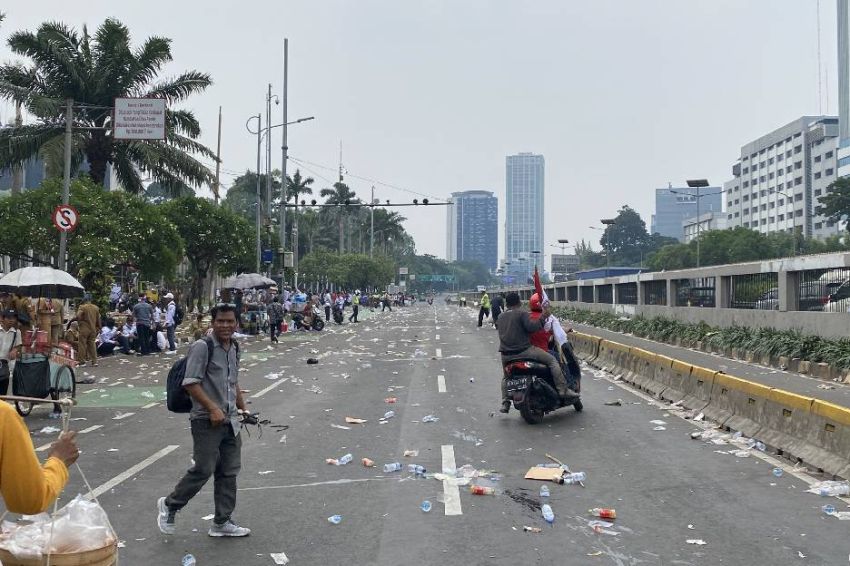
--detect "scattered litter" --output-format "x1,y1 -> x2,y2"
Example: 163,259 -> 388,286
541,503 -> 554,523
693,412 -> 705,422
686,539 -> 707,545
326,454 -> 353,466
421,415 -> 439,423
306,385 -> 322,394
731,450 -> 750,458
385,397 -> 397,404
330,424 -> 351,430
798,551 -> 806,558
470,485 -> 496,495
258,470 -> 275,475
383,462 -> 403,473
270,552 -> 290,565
687,524 -> 695,530
327,515 -> 342,525
587,551 -> 604,556
307,358 -> 319,364
140,391 -> 155,399
403,450 -> 419,458
607,386 -> 614,391
112,412 -> 134,420
383,411 -> 395,420
362,458 -> 374,467
107,448 -> 119,452
420,500 -> 432,513
38,426 -> 61,434
653,426 -> 667,431
807,480 -> 850,497
345,417 -> 368,424
772,467 -> 784,478
469,377 -> 475,383
649,420 -> 667,426
589,508 -> 616,519
310,349 -> 319,354
817,384 -> 835,390
604,399 -> 622,406
523,526 -> 542,533
279,435 -> 287,444
525,466 -> 565,482
201,514 -> 214,521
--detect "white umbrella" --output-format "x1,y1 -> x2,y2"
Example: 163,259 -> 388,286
0,266 -> 85,299
222,273 -> 276,290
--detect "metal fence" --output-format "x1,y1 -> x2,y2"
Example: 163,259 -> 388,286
796,267 -> 850,312
731,272 -> 779,310
597,284 -> 614,304
580,286 -> 594,303
675,277 -> 715,308
617,282 -> 638,305
642,280 -> 667,306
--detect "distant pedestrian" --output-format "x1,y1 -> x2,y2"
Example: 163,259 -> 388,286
477,290 -> 491,327
323,289 -> 332,322
0,310 -> 22,395
132,294 -> 154,356
491,293 -> 505,326
164,293 -> 177,353
349,290 -> 361,323
157,304 -> 250,538
73,295 -> 100,368
268,296 -> 284,343
382,292 -> 392,312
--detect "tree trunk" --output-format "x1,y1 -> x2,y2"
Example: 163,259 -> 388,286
11,101 -> 23,195
86,131 -> 111,188
338,215 -> 344,254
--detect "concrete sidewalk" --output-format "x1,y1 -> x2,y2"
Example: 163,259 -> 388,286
570,322 -> 850,409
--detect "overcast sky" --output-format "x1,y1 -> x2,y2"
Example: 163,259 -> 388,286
0,1 -> 838,266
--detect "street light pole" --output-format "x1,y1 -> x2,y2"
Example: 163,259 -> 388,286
248,114 -> 262,272
600,218 -> 617,276
58,98 -> 73,270
370,185 -> 375,258
280,38 -> 289,279
686,179 -> 710,268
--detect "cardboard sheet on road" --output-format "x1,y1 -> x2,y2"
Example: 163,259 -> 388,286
524,466 -> 565,481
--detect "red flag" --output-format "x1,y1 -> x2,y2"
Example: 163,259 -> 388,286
533,266 -> 550,306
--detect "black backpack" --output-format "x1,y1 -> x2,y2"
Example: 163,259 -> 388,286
173,303 -> 185,326
166,337 -> 239,413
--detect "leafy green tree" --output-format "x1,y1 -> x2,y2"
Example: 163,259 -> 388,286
600,205 -> 649,265
222,170 -> 280,224
817,176 -> 850,233
162,197 -> 253,309
0,177 -> 180,287
319,182 -> 358,253
0,18 -> 215,192
144,180 -> 194,204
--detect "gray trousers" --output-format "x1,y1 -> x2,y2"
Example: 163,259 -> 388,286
501,346 -> 569,401
166,419 -> 242,525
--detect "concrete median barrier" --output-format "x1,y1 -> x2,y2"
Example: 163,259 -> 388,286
656,360 -> 692,403
678,365 -> 716,412
570,332 -> 601,362
596,340 -> 631,376
808,400 -> 850,478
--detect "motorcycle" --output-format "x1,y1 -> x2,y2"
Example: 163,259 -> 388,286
292,305 -> 325,331
503,342 -> 582,424
332,304 -> 344,325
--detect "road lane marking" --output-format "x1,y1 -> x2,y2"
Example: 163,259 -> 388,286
435,348 -> 442,359
111,412 -> 135,420
441,445 -> 462,516
142,402 -> 158,409
251,378 -> 288,398
435,334 -> 440,341
84,445 -> 180,500
36,424 -> 104,452
240,477 -> 391,492
437,374 -> 447,393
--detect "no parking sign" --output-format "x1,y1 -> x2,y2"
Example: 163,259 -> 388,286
52,204 -> 80,233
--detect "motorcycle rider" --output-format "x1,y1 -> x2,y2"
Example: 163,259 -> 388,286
497,292 -> 579,413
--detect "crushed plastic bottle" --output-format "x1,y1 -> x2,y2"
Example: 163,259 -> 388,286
337,453 -> 353,466
818,482 -> 850,497
421,415 -> 439,423
383,462 -> 403,473
383,411 -> 395,420
772,467 -> 783,478
421,500 -> 432,513
589,508 -> 617,519
822,504 -> 836,515
564,472 -> 586,484
469,485 -> 496,495
182,554 -> 197,566
407,464 -> 426,475
539,485 -> 550,497
541,504 -> 555,524
327,515 -> 342,525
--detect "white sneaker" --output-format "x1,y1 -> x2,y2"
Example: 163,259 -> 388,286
156,497 -> 176,535
208,520 -> 251,537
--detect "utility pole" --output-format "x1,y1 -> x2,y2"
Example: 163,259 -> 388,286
213,106 -> 222,205
370,185 -> 375,258
266,83 -> 273,224
280,38 -> 289,281
255,113 -> 262,272
58,98 -> 73,270
11,100 -> 23,195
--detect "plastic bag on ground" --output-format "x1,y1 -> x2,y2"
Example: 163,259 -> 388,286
0,495 -> 114,558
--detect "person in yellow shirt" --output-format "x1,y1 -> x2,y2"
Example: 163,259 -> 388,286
477,290 -> 491,328
0,401 -> 80,514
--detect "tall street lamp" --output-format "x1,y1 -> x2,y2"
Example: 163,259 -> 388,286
599,218 -> 617,275
246,114 -> 263,272
686,178 -> 710,268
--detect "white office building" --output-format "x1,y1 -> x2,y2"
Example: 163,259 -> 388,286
724,115 -> 841,239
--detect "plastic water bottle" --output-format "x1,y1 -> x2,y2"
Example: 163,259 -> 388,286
383,411 -> 395,419
328,515 -> 342,525
564,472 -> 586,484
772,467 -> 783,478
819,483 -> 850,497
383,462 -> 402,473
182,555 -> 197,566
822,504 -> 836,515
407,464 -> 426,475
421,500 -> 432,513
589,508 -> 617,519
541,504 -> 555,524
337,453 -> 353,466
539,485 -> 550,497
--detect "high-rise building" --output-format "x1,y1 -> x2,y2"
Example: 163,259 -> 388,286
504,153 -> 544,281
651,184 -> 722,241
445,190 -> 498,270
724,115 -> 840,239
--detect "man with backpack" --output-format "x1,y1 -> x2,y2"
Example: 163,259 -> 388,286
158,304 -> 250,538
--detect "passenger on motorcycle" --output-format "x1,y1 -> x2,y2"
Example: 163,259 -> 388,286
497,292 -> 579,413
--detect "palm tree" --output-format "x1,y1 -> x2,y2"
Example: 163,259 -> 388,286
286,169 -> 314,204
319,182 -> 358,253
0,18 -> 216,193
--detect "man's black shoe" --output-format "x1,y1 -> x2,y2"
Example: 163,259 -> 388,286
499,400 -> 511,414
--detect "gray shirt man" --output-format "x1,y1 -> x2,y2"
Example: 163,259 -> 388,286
182,335 -> 241,434
132,301 -> 154,327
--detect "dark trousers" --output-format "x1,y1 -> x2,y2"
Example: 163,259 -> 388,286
269,319 -> 280,341
137,324 -> 152,355
492,308 -> 502,325
501,346 -> 569,401
382,302 -> 391,312
348,305 -> 358,322
166,420 -> 242,525
166,325 -> 176,351
0,360 -> 8,395
96,342 -> 116,357
478,307 -> 490,327
324,306 -> 331,321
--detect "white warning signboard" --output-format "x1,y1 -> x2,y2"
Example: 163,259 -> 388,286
113,97 -> 166,140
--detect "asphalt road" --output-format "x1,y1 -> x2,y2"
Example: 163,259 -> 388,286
5,302 -> 850,565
